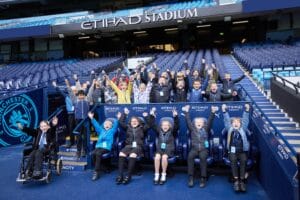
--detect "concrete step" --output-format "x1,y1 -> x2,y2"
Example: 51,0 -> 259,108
271,121 -> 298,128
268,117 -> 291,122
265,113 -> 286,117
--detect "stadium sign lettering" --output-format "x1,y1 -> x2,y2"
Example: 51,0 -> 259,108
81,8 -> 198,30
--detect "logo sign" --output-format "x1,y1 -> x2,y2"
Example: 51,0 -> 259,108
81,8 -> 198,30
0,94 -> 39,147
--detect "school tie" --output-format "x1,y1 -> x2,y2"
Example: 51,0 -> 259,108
39,132 -> 46,149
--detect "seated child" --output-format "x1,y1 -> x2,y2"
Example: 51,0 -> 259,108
17,117 -> 58,178
148,108 -> 179,185
88,112 -> 118,181
116,108 -> 153,185
182,105 -> 217,188
222,103 -> 251,192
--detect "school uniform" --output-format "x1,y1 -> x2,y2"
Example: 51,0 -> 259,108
151,116 -> 179,157
117,114 -> 153,180
22,125 -> 56,176
184,112 -> 215,178
223,110 -> 250,180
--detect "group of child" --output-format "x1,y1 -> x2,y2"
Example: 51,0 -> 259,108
19,59 -> 251,193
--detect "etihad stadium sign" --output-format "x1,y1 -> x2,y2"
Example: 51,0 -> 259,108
81,8 -> 198,30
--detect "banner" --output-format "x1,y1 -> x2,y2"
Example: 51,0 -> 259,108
0,88 -> 47,147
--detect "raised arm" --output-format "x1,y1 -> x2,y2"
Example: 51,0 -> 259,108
232,74 -> 245,84
222,104 -> 231,131
205,106 -> 216,133
242,104 -> 250,131
173,114 -> 179,137
117,108 -> 129,130
182,105 -> 194,131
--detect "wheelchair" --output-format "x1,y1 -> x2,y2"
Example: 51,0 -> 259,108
16,143 -> 63,184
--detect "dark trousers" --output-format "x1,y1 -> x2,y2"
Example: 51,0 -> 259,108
76,119 -> 87,153
92,148 -> 109,172
187,148 -> 208,178
67,113 -> 75,145
229,152 -> 247,179
26,149 -> 45,172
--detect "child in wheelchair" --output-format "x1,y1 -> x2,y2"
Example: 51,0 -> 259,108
17,117 -> 58,180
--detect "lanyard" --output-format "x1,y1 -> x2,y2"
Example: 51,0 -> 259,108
197,128 -> 207,142
161,132 -> 171,143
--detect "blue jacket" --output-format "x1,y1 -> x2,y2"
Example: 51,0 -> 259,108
223,111 -> 251,152
74,100 -> 89,120
65,96 -> 74,113
92,118 -> 118,151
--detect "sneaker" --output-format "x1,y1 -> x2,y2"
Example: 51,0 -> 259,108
199,177 -> 206,188
122,176 -> 131,185
159,173 -> 166,185
115,176 -> 123,185
92,171 -> 99,181
188,176 -> 194,188
233,180 -> 240,192
240,180 -> 247,192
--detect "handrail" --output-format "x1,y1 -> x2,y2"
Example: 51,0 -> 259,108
238,84 -> 298,157
47,105 -> 66,121
72,104 -> 98,135
272,72 -> 300,94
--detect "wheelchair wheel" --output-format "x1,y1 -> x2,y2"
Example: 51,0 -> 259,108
56,158 -> 62,176
45,171 -> 51,184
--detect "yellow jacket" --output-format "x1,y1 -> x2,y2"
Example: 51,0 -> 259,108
110,80 -> 133,104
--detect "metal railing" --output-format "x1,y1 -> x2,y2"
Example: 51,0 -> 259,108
272,72 -> 300,94
238,84 -> 298,157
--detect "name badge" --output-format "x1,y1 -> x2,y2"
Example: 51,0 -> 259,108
230,146 -> 236,154
204,141 -> 209,148
161,143 -> 166,150
102,142 -> 107,148
132,141 -> 137,148
228,89 -> 232,93
98,98 -> 101,102
71,106 -> 74,111
159,91 -> 164,96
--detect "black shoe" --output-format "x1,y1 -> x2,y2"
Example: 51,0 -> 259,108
188,176 -> 194,188
25,170 -> 32,178
122,176 -> 131,185
199,178 -> 206,188
116,176 -> 123,185
154,180 -> 159,185
92,172 -> 99,181
32,170 -> 42,179
65,143 -> 72,148
233,180 -> 240,192
240,180 -> 247,192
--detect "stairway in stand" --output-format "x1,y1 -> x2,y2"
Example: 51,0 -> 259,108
222,55 -> 300,157
58,137 -> 97,171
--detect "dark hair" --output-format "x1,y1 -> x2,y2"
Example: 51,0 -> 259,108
77,90 -> 85,96
193,79 -> 201,83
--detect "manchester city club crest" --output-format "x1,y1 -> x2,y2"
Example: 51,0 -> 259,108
0,94 -> 39,147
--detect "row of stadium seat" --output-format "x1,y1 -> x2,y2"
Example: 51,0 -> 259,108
0,57 -> 123,90
233,42 -> 300,71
